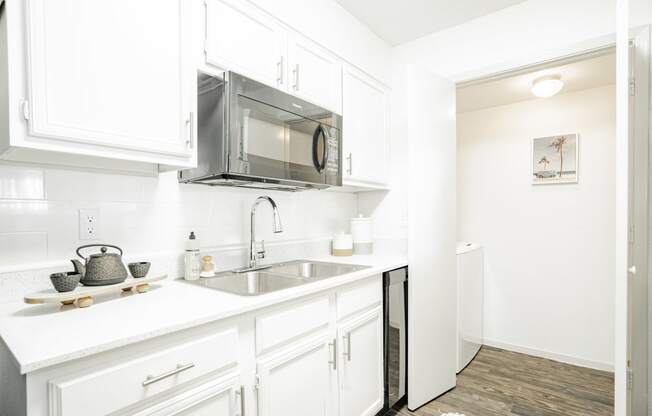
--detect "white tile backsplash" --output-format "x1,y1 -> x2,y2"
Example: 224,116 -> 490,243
0,163 -> 358,272
45,168 -> 147,202
0,165 -> 45,200
0,232 -> 48,264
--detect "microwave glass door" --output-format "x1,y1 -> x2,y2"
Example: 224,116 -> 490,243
232,95 -> 334,184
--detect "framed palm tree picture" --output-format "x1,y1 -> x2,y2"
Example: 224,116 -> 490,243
532,134 -> 579,184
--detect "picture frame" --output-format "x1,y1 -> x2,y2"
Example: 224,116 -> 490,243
531,134 -> 579,185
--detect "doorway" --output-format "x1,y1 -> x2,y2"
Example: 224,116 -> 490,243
450,47 -> 616,415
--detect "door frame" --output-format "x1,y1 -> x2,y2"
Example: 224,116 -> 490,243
628,24 -> 651,416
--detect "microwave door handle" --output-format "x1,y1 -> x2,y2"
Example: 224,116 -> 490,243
240,109 -> 250,162
322,127 -> 330,170
312,125 -> 329,173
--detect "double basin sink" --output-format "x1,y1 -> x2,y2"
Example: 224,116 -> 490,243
188,260 -> 369,296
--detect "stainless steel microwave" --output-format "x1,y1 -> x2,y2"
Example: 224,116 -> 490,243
179,72 -> 342,191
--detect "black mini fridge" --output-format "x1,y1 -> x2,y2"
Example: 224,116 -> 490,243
380,267 -> 408,414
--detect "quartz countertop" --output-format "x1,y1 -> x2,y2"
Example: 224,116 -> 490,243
0,254 -> 407,374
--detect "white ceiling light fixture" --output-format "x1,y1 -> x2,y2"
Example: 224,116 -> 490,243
531,75 -> 564,98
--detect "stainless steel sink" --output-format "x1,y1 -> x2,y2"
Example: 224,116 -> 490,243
267,260 -> 367,279
185,260 -> 369,296
190,271 -> 306,296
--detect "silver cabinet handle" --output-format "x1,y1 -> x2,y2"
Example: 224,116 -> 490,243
343,332 -> 352,361
328,338 -> 337,370
292,64 -> 300,91
186,112 -> 194,149
236,385 -> 245,416
277,56 -> 284,85
142,363 -> 195,387
346,153 -> 353,175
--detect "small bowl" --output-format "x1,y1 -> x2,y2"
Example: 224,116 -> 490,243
128,262 -> 151,278
50,272 -> 81,293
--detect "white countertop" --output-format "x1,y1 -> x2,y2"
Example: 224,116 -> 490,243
0,254 -> 407,374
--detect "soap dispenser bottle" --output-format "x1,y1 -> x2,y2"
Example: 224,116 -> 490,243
184,231 -> 201,280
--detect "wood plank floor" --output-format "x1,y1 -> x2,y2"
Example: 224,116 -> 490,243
392,346 -> 614,416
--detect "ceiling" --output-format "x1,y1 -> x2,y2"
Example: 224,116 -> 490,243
335,0 -> 528,45
456,51 -> 616,113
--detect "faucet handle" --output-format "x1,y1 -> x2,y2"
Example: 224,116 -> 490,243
257,240 -> 266,259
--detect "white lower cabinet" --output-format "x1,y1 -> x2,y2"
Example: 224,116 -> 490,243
130,371 -> 243,416
337,307 -> 384,416
47,328 -> 240,416
20,276 -> 383,416
252,279 -> 383,416
256,332 -> 336,416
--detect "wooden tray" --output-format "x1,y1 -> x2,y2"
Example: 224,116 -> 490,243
24,274 -> 167,308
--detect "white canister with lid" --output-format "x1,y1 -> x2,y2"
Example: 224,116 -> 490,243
350,215 -> 373,254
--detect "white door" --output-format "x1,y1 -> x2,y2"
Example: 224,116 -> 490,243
25,0 -> 193,158
342,66 -> 389,186
205,0 -> 286,89
287,36 -> 342,113
338,307 -> 383,416
130,372 -> 242,416
256,333 -> 336,416
405,65 -> 457,410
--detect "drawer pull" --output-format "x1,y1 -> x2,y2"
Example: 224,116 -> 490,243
142,363 -> 195,387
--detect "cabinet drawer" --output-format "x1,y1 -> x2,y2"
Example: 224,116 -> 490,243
256,296 -> 329,354
48,328 -> 239,416
337,276 -> 382,321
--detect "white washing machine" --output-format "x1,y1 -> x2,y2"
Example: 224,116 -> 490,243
456,242 -> 484,373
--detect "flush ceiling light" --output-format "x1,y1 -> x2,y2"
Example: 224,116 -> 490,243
531,75 -> 564,98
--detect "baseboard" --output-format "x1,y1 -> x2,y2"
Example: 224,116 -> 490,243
483,338 -> 614,372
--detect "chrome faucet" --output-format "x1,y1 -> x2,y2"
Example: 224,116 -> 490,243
234,196 -> 283,273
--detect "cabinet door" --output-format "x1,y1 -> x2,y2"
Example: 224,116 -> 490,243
25,0 -> 193,158
338,307 -> 383,416
256,333 -> 336,416
287,36 -> 342,113
129,372 -> 243,416
342,67 -> 389,186
205,0 -> 286,89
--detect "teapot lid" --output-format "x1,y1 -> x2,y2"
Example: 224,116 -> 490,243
77,244 -> 124,260
90,246 -> 118,258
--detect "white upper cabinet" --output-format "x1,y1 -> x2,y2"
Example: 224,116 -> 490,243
205,0 -> 286,89
204,0 -> 342,114
22,0 -> 194,165
287,35 -> 342,113
342,66 -> 390,187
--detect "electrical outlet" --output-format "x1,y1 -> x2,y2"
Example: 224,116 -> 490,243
79,209 -> 100,240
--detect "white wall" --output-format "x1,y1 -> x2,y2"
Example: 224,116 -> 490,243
394,0 -> 616,81
457,85 -> 616,370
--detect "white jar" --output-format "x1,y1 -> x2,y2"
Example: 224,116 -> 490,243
332,233 -> 353,256
350,215 -> 373,254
